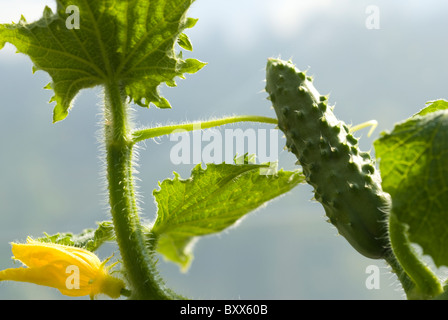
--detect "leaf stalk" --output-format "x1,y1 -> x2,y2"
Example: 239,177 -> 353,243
388,212 -> 443,299
132,115 -> 278,144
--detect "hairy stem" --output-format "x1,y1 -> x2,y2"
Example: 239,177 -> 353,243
104,80 -> 177,300
132,115 -> 278,144
383,249 -> 417,298
388,212 -> 443,299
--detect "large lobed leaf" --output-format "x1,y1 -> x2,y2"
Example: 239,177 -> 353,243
151,161 -> 305,271
374,100 -> 448,268
0,0 -> 205,122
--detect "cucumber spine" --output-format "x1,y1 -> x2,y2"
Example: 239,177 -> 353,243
265,58 -> 390,259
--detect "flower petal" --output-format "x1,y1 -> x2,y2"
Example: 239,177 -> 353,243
0,263 -> 91,297
1,238 -> 125,298
11,238 -> 101,271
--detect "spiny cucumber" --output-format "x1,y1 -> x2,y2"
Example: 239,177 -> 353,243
265,58 -> 390,259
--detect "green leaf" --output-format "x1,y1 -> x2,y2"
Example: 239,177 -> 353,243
177,33 -> 193,51
37,221 -> 115,252
413,99 -> 448,117
0,0 -> 205,122
374,109 -> 448,267
151,161 -> 305,271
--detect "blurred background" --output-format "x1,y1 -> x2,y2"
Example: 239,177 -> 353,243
0,0 -> 447,299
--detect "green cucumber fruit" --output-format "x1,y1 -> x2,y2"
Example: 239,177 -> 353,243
265,58 -> 390,259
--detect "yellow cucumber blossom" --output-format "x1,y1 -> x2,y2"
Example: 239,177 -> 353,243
0,238 -> 125,299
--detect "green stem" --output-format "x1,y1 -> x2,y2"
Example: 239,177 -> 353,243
388,212 -> 443,299
104,80 -> 178,300
383,249 -> 416,298
349,119 -> 378,137
132,115 -> 278,144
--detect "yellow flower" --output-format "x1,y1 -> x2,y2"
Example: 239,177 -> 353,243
0,238 -> 125,299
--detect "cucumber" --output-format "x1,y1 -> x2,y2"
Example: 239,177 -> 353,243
265,58 -> 390,259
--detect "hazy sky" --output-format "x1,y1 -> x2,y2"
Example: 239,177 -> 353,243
0,0 -> 447,300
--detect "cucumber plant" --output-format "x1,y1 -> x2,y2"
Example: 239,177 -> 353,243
265,58 -> 448,300
265,58 -> 391,260
0,0 -> 448,300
